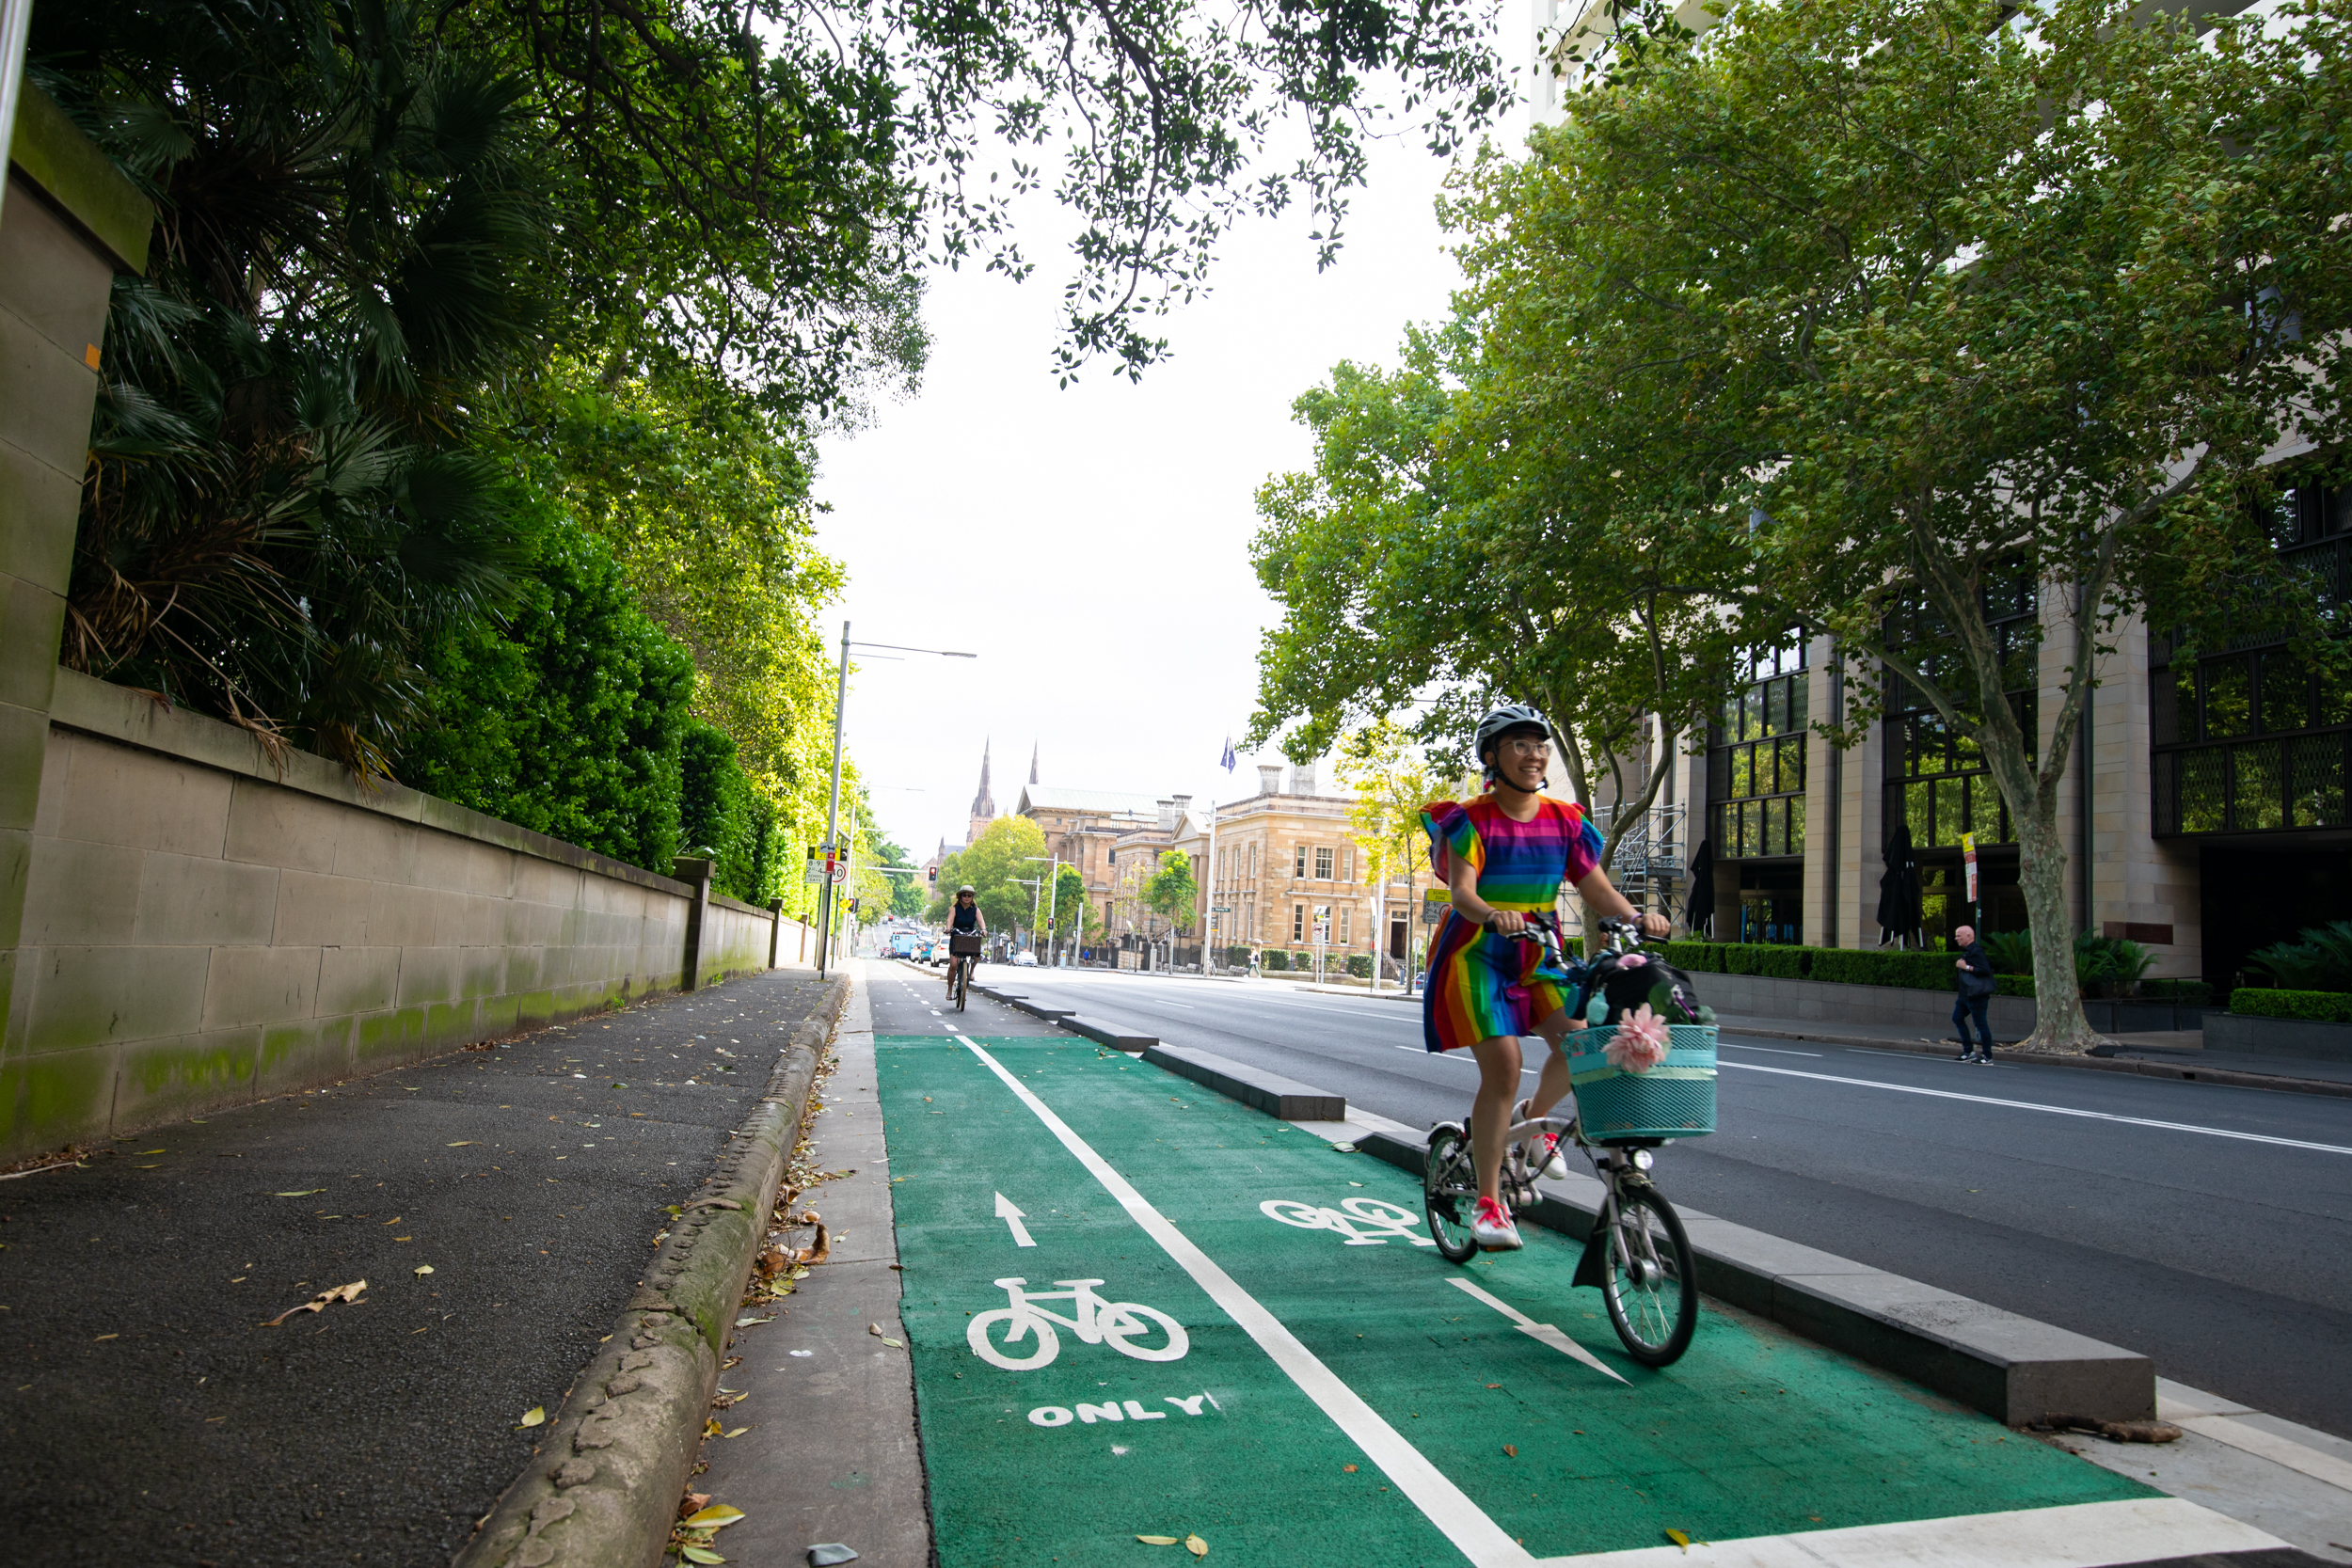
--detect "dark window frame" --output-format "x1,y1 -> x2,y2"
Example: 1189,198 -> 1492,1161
1710,632 -> 1809,861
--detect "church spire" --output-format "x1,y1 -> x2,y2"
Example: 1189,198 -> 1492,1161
966,739 -> 995,846
971,738 -> 994,818
1028,740 -> 1040,786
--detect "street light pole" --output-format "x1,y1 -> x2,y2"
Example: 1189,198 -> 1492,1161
815,622 -> 977,978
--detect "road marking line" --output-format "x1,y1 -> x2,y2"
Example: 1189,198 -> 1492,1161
1717,1062 -> 2352,1156
1715,1043 -> 1823,1057
956,1034 -> 1536,1568
1525,1496 -> 2281,1567
1445,1276 -> 1627,1386
2174,1414 -> 2352,1493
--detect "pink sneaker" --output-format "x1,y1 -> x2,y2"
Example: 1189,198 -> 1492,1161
1471,1196 -> 1522,1251
1517,1099 -> 1569,1180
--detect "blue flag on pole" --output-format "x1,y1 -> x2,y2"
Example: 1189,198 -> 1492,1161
1219,737 -> 1236,772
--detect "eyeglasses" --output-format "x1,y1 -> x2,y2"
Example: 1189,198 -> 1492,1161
1501,737 -> 1550,757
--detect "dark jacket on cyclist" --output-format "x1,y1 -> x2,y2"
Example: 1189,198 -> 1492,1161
949,903 -> 981,934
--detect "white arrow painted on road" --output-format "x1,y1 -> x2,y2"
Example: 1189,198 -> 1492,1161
994,1192 -> 1036,1247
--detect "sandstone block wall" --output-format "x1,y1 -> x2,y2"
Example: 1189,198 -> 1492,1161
0,671 -> 778,1160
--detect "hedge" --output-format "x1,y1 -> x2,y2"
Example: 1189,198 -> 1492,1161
2230,988 -> 2352,1023
1657,941 -> 2208,1003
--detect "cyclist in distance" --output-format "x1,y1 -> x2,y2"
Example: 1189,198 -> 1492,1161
1422,705 -> 1671,1251
946,884 -> 986,994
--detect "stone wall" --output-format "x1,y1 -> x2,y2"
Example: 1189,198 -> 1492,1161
1,672 -> 778,1160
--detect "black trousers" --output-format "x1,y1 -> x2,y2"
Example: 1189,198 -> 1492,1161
1951,992 -> 1994,1053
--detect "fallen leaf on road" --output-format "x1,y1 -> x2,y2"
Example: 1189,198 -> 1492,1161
682,1505 -> 744,1528
880,1336 -> 902,1348
447,1141 -> 478,1147
1342,1465 -> 1357,1473
1665,1529 -> 1692,1553
703,1418 -> 723,1438
1502,1445 -> 1518,1457
723,1427 -> 747,1438
734,1315 -> 774,1328
868,1323 -> 884,1337
680,1549 -> 724,1565
94,1333 -> 119,1341
796,1224 -> 831,1266
413,1265 -> 434,1275
1329,1142 -> 1357,1153
1136,1536 -> 1179,1545
274,1189 -> 326,1197
518,1406 -> 546,1427
1185,1535 -> 1208,1558
137,1148 -> 165,1154
678,1494 -> 711,1518
260,1279 -> 368,1327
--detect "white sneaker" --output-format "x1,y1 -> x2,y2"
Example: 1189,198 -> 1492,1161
1516,1099 -> 1569,1180
1471,1196 -> 1522,1250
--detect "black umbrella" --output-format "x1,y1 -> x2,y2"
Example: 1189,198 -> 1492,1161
1684,837 -> 1715,939
1876,824 -> 1922,945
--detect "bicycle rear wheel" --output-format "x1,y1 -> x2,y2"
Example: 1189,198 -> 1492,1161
1599,1184 -> 1696,1366
954,959 -> 968,1010
1422,1125 -> 1479,1264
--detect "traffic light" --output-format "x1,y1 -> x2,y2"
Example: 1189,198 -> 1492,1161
847,896 -> 860,914
927,865 -> 937,887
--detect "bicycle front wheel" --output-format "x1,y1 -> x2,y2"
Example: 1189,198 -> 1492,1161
954,961 -> 968,1010
1423,1125 -> 1479,1264
1599,1184 -> 1696,1366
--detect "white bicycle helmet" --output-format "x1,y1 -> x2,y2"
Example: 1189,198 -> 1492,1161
1474,703 -> 1552,773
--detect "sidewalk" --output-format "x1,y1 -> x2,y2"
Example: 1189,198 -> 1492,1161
0,965 -> 843,1567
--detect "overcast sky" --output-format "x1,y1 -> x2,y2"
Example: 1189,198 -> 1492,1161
812,104 -> 1532,859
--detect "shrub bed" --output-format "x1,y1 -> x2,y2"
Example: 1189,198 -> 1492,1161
2230,988 -> 2352,1023
1656,941 -> 2206,1003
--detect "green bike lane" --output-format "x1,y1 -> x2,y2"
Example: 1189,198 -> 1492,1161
873,1034 -> 2254,1567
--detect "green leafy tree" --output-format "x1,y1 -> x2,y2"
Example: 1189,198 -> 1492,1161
1048,864 -> 1103,945
870,836 -> 928,918
1479,0 -> 2352,1049
1143,850 -> 1200,936
1336,721 -> 1440,975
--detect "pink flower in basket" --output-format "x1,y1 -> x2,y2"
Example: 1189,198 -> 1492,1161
1617,953 -> 1649,969
1604,1005 -> 1671,1073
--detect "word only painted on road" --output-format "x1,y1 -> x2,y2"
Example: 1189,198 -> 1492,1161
966,1275 -> 1189,1370
1261,1196 -> 1435,1247
1027,1392 -> 1218,1428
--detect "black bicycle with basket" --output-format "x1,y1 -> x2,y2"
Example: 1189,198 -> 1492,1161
946,930 -> 983,1010
1421,916 -> 1718,1366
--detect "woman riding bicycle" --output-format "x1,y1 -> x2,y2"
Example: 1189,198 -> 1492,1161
1422,704 -> 1671,1251
946,885 -> 986,993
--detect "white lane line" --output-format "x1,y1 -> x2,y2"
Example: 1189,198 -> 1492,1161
1528,1496 -> 2280,1568
1716,1043 -> 1823,1058
956,1034 -> 1535,1568
1445,1276 -> 1627,1386
1719,1062 -> 2352,1156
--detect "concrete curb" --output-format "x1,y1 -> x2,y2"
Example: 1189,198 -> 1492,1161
1350,1128 -> 2152,1427
1141,1043 -> 1343,1120
1723,1024 -> 2352,1099
453,975 -> 851,1568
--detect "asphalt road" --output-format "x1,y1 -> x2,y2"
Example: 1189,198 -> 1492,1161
0,967 -> 841,1568
941,962 -> 2352,1442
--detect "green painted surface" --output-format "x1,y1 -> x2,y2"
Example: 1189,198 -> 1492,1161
877,1036 -> 2151,1568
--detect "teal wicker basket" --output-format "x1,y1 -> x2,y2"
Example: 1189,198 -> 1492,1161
1565,1024 -> 1717,1142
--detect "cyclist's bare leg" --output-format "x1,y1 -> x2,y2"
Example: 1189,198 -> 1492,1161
1468,1034 -> 1525,1202
1525,1006 -> 1580,1120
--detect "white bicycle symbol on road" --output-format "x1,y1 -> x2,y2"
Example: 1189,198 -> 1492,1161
965,1277 -> 1190,1371
1261,1196 -> 1436,1246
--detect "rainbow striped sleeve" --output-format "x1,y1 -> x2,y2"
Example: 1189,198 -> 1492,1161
1420,800 -> 1481,884
1565,802 -> 1604,886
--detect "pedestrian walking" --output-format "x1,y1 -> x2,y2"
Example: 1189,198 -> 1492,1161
1950,924 -> 1996,1063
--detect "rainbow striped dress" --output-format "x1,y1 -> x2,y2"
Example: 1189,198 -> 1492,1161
1419,794 -> 1604,1053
